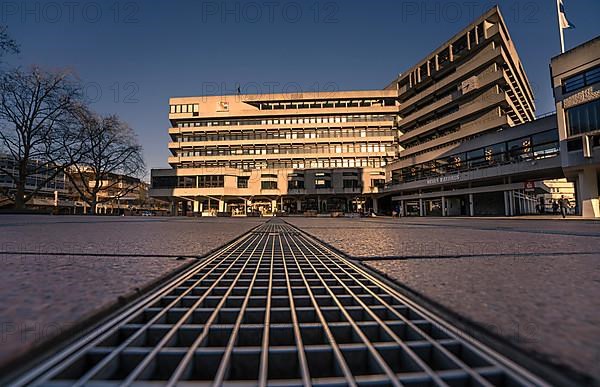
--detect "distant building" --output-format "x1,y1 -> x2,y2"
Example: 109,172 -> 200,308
68,169 -> 162,215
0,155 -> 168,214
0,154 -> 71,210
551,36 -> 600,217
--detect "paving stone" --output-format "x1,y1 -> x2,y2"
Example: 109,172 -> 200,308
285,217 -> 600,257
367,255 -> 600,383
0,254 -> 189,369
0,215 -> 266,256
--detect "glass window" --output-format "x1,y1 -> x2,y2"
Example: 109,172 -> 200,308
563,65 -> 600,94
237,177 -> 249,188
261,181 -> 278,190
566,99 -> 600,136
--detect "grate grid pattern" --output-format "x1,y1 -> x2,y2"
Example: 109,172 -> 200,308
12,220 -> 547,387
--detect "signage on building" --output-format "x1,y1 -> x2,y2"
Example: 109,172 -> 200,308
217,101 -> 229,112
426,174 -> 460,185
524,181 -> 535,192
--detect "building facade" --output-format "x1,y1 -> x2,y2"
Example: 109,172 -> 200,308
0,154 -> 71,210
385,7 -> 535,187
151,90 -> 397,215
551,36 -> 600,217
149,7 -> 541,216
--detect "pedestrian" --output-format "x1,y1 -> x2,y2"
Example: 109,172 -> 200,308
558,196 -> 569,218
552,200 -> 559,215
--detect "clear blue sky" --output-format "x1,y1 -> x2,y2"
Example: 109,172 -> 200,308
3,0 -> 599,172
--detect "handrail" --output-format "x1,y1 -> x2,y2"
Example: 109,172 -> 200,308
387,145 -> 560,187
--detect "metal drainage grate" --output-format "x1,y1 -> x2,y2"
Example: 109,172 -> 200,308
11,220 -> 548,386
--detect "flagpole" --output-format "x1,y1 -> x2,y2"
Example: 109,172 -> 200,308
556,0 -> 565,53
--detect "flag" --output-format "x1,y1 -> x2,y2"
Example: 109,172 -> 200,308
558,0 -> 575,29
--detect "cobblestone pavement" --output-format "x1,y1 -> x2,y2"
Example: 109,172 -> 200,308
0,216 -> 266,372
285,216 -> 600,384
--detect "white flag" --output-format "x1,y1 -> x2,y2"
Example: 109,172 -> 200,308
559,0 -> 575,29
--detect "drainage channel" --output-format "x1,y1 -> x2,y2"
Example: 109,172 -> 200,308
9,219 -> 548,387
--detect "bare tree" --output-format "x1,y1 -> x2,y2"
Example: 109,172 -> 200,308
0,66 -> 83,209
0,25 -> 19,59
66,112 -> 145,214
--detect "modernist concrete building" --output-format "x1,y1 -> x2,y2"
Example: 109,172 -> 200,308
551,36 -> 600,218
386,7 -> 534,167
151,90 -> 397,215
150,7 -> 539,216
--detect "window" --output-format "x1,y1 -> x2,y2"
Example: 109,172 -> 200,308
288,180 -> 304,189
566,99 -> 600,136
198,175 -> 224,188
170,104 -> 199,115
343,179 -> 360,189
315,179 -> 331,189
237,176 -> 249,188
261,181 -> 278,190
177,176 -> 196,188
371,179 -> 385,188
563,66 -> 600,93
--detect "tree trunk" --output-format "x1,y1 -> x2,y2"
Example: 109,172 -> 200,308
14,185 -> 25,209
14,163 -> 27,209
89,194 -> 97,215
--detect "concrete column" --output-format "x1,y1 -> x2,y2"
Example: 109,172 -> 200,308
577,167 -> 600,218
504,191 -> 511,216
400,200 -> 404,217
509,191 -> 515,216
468,193 -> 474,217
181,201 -> 188,216
419,198 -> 424,217
193,200 -> 200,213
296,199 -> 302,212
218,199 -> 225,212
199,202 -> 204,213
518,191 -> 523,215
441,196 -> 446,216
372,197 -> 378,214
271,199 -> 277,213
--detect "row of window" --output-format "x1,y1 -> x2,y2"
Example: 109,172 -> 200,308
566,99 -> 600,137
152,175 -> 225,189
170,104 -> 199,114
152,176 -> 381,191
563,65 -> 600,94
174,127 -> 395,142
401,125 -> 460,149
174,158 -> 387,170
400,22 -> 483,92
175,143 -> 394,157
391,130 -> 559,184
256,99 -> 396,110
175,114 -> 396,128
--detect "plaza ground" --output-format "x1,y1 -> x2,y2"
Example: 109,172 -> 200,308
0,215 -> 598,385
